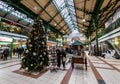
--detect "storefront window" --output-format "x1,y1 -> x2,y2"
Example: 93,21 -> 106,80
114,37 -> 120,49
1,22 -> 28,36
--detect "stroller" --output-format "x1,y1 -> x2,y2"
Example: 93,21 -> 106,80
49,54 -> 58,72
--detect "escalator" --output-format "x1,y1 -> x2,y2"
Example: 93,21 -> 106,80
106,41 -> 120,59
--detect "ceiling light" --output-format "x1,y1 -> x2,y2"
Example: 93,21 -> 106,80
82,19 -> 86,22
54,23 -> 57,26
34,6 -> 37,10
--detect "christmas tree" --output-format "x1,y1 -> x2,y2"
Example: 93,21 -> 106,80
21,16 -> 48,72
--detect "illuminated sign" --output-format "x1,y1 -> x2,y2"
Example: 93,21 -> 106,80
0,36 -> 13,42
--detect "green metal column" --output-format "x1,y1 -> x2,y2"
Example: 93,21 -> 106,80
93,19 -> 99,56
88,29 -> 92,55
0,18 -> 2,30
45,23 -> 49,42
89,35 -> 92,47
56,33 -> 58,46
62,36 -> 64,47
89,36 -> 92,52
91,0 -> 104,56
45,23 -> 49,35
10,39 -> 13,59
88,29 -> 92,48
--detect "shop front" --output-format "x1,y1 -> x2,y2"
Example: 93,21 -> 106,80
47,41 -> 57,50
0,35 -> 27,59
0,36 -> 13,58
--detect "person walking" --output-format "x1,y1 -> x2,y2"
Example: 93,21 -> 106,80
56,48 -> 61,69
3,48 -> 9,60
13,48 -> 15,56
61,48 -> 66,70
18,48 -> 23,59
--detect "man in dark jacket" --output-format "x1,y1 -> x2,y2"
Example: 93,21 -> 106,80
18,48 -> 23,59
3,48 -> 9,60
61,49 -> 66,69
56,49 -> 61,68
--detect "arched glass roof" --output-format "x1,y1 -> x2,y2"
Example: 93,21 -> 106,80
52,0 -> 78,31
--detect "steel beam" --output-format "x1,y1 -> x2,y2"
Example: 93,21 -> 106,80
58,24 -> 66,31
48,12 -> 59,23
40,1 -> 51,13
92,0 -> 104,56
75,6 -> 92,15
99,5 -> 120,28
98,0 -> 118,21
98,1 -> 119,26
34,0 -> 63,33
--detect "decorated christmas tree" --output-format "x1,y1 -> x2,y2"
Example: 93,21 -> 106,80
21,16 -> 48,72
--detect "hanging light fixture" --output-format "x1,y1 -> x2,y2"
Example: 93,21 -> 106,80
54,23 -> 57,26
82,0 -> 86,23
82,19 -> 86,22
34,6 -> 37,10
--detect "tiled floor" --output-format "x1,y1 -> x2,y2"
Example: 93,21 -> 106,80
1,53 -> 120,84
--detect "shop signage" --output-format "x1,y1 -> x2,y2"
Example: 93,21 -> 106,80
0,36 -> 13,42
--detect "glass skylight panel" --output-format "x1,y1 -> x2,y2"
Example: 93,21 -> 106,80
74,22 -> 77,24
68,1 -> 73,6
70,8 -> 75,12
52,0 -> 78,30
56,0 -> 63,5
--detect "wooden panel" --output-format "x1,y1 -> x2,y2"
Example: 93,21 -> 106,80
86,0 -> 96,11
53,14 -> 62,23
101,0 -> 111,10
59,21 -> 65,27
60,26 -> 67,32
45,3 -> 57,17
76,10 -> 83,16
78,24 -> 83,28
40,11 -> 51,21
75,0 -> 84,8
67,30 -> 71,35
50,20 -> 56,26
37,0 -> 50,7
56,25 -> 61,30
21,0 -> 41,14
85,14 -> 90,20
